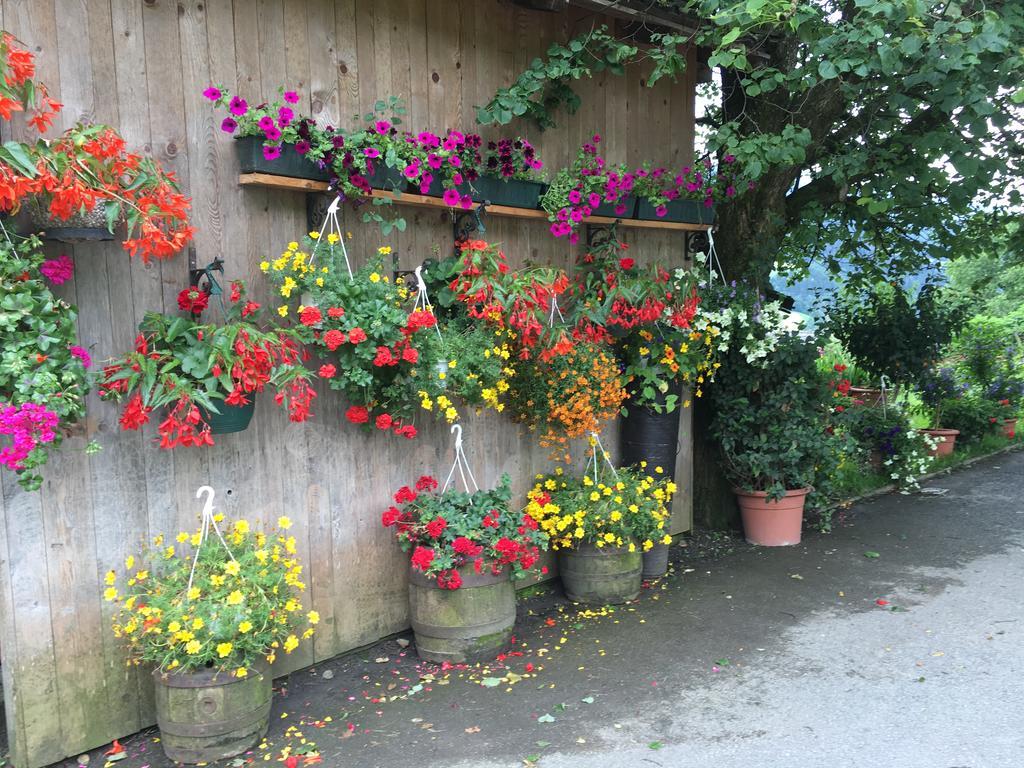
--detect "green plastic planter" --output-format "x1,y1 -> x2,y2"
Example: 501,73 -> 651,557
635,198 -> 715,224
593,195 -> 637,218
203,401 -> 255,435
420,175 -> 548,209
234,136 -> 330,181
368,164 -> 407,192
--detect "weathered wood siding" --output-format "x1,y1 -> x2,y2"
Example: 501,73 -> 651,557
0,1 -> 696,765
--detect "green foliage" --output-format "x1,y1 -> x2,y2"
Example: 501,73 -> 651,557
822,281 -> 966,385
833,403 -> 935,490
939,394 -> 1001,444
709,332 -> 841,503
946,314 -> 1023,392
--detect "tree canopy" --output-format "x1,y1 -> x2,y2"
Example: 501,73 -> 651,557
479,1 -> 1024,284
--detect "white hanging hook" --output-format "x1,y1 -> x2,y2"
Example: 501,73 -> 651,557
415,264 -> 427,292
327,196 -> 341,215
196,485 -> 215,517
451,423 -> 463,451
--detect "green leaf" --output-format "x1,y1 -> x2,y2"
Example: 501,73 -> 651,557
864,550 -> 880,559
480,677 -> 502,687
649,741 -> 664,750
818,60 -> 839,80
537,714 -> 555,723
1,141 -> 38,177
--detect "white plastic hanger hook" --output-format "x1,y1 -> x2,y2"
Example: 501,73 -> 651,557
196,485 -> 215,518
414,264 -> 428,293
450,423 -> 463,451
327,196 -> 340,215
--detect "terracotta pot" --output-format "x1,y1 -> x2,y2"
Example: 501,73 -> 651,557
1001,418 -> 1017,439
919,428 -> 959,457
734,487 -> 810,546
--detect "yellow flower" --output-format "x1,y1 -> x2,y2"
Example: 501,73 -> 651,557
260,260 -> 270,272
192,617 -> 204,630
287,241 -> 299,251
168,621 -> 181,633
104,570 -> 116,586
234,519 -> 250,535
448,359 -> 457,368
309,231 -> 320,239
226,590 -> 244,606
316,277 -> 324,287
283,634 -> 299,654
216,642 -> 233,658
238,620 -> 253,633
185,640 -> 202,654
278,305 -> 288,318
224,560 -> 241,577
589,491 -> 600,502
125,555 -> 134,570
277,516 -> 293,530
104,587 -> 118,602
369,272 -> 381,283
235,667 -> 248,678
307,610 -> 320,625
378,246 -> 392,255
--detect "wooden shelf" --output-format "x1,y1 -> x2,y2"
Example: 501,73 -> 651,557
238,172 -> 713,232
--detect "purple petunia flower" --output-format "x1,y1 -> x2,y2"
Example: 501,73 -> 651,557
263,125 -> 282,142
258,116 -> 275,131
442,188 -> 460,207
427,153 -> 442,170
655,205 -> 668,218
277,106 -> 294,127
220,117 -> 238,133
588,192 -> 601,208
283,91 -> 299,104
363,147 -> 380,159
568,190 -> 582,205
229,96 -> 248,116
375,120 -> 391,135
459,194 -> 473,209
403,163 -> 420,180
295,140 -> 311,155
263,144 -> 282,161
203,86 -> 221,101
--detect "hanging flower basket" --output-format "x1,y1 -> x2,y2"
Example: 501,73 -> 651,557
202,400 -> 256,435
26,198 -> 116,243
635,198 -> 714,224
235,135 -> 330,181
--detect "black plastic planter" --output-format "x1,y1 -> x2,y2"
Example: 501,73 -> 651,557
368,165 -> 407,193
635,198 -> 715,224
234,136 -> 330,181
203,400 -> 256,435
593,195 -> 637,218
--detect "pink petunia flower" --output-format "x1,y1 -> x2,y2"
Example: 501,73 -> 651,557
374,120 -> 391,135
442,188 -> 460,207
263,125 -> 281,141
283,91 -> 299,104
69,345 -> 91,368
228,96 -> 248,116
220,117 -> 237,133
202,86 -> 221,101
263,144 -> 282,160
40,254 -> 74,285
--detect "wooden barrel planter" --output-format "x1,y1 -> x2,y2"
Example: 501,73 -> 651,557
558,543 -> 642,604
203,400 -> 256,435
153,661 -> 272,764
408,564 -> 515,663
619,386 -> 682,579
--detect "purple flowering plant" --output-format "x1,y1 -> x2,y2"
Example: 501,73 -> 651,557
0,235 -> 95,490
483,137 -> 544,182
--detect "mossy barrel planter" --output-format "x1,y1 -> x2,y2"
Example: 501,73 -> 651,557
408,564 -> 515,663
235,136 -> 330,181
559,543 -> 642,604
636,198 -> 715,225
203,401 -> 256,435
153,662 -> 272,764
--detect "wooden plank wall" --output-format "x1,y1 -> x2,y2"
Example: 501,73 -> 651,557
0,1 -> 696,765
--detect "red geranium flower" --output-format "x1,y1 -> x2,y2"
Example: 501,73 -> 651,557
327,307 -> 345,318
415,475 -> 439,491
345,405 -> 369,424
410,546 -> 434,571
299,306 -> 322,326
318,364 -> 336,378
394,485 -> 418,504
177,287 -> 209,315
381,506 -> 401,527
618,257 -> 635,270
425,516 -> 447,538
436,569 -> 462,590
348,327 -> 367,344
324,329 -> 347,350
375,413 -> 393,430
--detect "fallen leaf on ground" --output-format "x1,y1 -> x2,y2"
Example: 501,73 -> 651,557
580,696 -> 594,704
649,741 -> 664,750
537,714 -> 555,723
465,726 -> 481,734
864,551 -> 880,559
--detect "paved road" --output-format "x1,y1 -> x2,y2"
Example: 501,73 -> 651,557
78,450 -> 1024,768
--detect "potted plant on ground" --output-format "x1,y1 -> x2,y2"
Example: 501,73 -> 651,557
0,234 -> 94,490
834,402 -> 936,491
915,366 -> 967,457
383,453 -> 546,662
526,449 -> 675,600
821,280 -> 967,405
100,276 -> 315,447
710,331 -> 841,546
106,493 -> 316,763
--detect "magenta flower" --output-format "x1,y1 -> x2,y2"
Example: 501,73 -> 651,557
442,188 -> 460,207
427,153 -> 442,170
588,192 -> 601,208
592,134 -> 601,143
569,232 -> 579,245
263,144 -> 282,161
363,147 -> 380,159
568,190 -> 582,205
69,345 -> 91,369
263,125 -> 282,142
283,91 -> 299,104
258,116 -> 275,131
403,163 -> 420,180
40,254 -> 74,285
448,155 -> 461,168
220,117 -> 238,133
374,120 -> 391,135
295,140 -> 311,155
459,194 -> 473,209
452,172 -> 463,186
655,205 -> 668,218
703,196 -> 713,208
228,96 -> 248,116
614,203 -> 627,215
570,209 -> 583,223
726,185 -> 736,198
449,130 -> 465,144
202,86 -> 221,101
724,154 -> 736,164
0,403 -> 58,471
277,106 -> 294,126
556,208 -> 569,222
417,132 -> 440,148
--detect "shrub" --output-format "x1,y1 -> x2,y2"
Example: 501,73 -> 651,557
939,395 -> 1001,444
